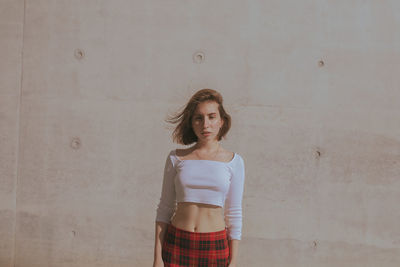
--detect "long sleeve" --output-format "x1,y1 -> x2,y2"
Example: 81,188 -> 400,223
155,151 -> 177,223
224,155 -> 245,240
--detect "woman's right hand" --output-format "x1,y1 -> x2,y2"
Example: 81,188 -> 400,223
152,259 -> 164,267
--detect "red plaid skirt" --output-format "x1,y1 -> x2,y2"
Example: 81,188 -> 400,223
162,223 -> 230,267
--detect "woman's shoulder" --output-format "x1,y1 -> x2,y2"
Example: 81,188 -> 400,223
174,146 -> 235,163
175,148 -> 187,157
173,148 -> 190,161
224,149 -> 236,163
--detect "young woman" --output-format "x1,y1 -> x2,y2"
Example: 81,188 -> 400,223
153,89 -> 245,267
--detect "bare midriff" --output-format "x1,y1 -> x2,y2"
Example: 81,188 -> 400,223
170,202 -> 226,232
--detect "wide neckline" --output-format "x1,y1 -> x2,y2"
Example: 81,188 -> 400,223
174,149 -> 236,164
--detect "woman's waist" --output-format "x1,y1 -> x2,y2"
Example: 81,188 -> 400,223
176,201 -> 223,211
171,202 -> 226,232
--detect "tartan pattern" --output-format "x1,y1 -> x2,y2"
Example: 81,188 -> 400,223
162,223 -> 230,266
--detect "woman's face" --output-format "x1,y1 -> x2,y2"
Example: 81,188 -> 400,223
191,101 -> 224,141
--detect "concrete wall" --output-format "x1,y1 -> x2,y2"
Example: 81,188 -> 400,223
1,0 -> 399,266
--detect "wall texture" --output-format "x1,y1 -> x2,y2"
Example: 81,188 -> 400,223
1,0 -> 399,266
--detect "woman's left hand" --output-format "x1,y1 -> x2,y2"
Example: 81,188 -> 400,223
228,263 -> 237,267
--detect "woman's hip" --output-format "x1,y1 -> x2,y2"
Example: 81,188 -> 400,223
162,223 -> 230,266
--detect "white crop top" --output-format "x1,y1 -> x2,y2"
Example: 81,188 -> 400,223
155,149 -> 245,240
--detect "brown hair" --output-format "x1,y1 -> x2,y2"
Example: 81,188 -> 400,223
165,88 -> 231,145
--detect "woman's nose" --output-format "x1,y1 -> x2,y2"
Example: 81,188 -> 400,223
202,118 -> 210,127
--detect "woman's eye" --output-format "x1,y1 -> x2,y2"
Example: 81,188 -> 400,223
194,116 -> 215,120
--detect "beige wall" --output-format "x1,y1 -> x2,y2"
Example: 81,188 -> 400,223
1,0 -> 399,266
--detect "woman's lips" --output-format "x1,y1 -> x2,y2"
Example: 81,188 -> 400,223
202,132 -> 211,136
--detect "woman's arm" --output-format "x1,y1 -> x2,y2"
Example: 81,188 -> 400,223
224,155 -> 245,266
228,239 -> 240,265
153,151 -> 177,265
153,221 -> 168,265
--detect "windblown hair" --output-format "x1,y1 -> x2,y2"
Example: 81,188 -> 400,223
165,88 -> 231,145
